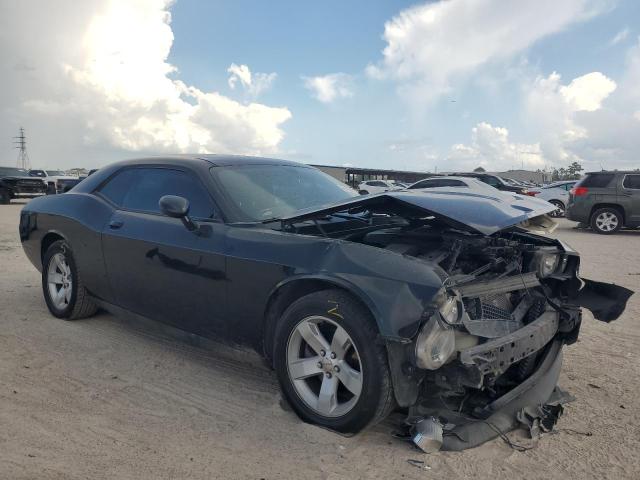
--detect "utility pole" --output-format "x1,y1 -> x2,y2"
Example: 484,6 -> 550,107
14,127 -> 30,170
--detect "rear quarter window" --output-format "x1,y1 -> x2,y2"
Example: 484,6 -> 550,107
623,174 -> 640,189
578,174 -> 615,188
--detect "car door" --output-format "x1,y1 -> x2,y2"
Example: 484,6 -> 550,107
620,174 -> 640,225
98,166 -> 229,338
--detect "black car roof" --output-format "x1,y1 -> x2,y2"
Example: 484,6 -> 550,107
113,154 -> 306,168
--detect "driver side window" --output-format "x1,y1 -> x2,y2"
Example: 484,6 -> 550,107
98,167 -> 217,219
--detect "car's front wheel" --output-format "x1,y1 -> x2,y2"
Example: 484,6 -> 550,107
273,289 -> 394,433
42,240 -> 98,319
590,207 -> 622,234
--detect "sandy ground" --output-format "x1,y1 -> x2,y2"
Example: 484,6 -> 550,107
0,200 -> 639,480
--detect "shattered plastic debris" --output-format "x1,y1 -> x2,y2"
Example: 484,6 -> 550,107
411,417 -> 444,453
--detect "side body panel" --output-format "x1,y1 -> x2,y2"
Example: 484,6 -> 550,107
618,174 -> 640,226
19,193 -> 114,301
223,226 -> 444,349
101,210 -> 228,337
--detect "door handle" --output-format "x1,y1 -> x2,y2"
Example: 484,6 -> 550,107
109,220 -> 124,229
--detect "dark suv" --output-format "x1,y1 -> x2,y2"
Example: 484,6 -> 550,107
451,173 -> 530,195
0,167 -> 48,204
566,171 -> 640,234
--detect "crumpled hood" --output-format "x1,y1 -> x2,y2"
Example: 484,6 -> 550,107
281,189 -> 556,235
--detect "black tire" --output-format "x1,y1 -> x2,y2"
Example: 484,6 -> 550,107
0,188 -> 10,205
590,207 -> 623,235
273,289 -> 395,433
548,200 -> 565,218
42,240 -> 98,319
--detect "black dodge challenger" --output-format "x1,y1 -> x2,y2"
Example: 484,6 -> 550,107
19,155 -> 632,450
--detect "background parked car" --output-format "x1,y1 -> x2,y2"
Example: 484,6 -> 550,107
528,180 -> 577,217
450,172 -> 531,195
357,180 -> 398,194
29,169 -> 79,194
566,171 -> 640,234
0,166 -> 47,204
407,176 -> 504,194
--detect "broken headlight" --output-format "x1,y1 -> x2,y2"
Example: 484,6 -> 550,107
538,252 -> 560,277
414,314 -> 455,370
439,295 -> 462,325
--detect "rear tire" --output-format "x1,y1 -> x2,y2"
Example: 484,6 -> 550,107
273,289 -> 394,433
42,240 -> 98,319
590,207 -> 622,234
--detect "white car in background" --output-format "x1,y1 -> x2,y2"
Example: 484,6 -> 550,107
29,169 -> 80,194
529,181 -> 577,217
357,180 -> 398,194
407,176 -> 505,194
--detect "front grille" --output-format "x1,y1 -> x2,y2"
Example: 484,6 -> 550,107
467,294 -> 514,321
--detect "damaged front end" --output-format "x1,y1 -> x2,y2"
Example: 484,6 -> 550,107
278,190 -> 633,450
379,229 -> 632,451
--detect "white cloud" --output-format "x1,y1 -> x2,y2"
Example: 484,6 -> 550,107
0,0 -> 291,167
560,72 -> 617,111
608,27 -> 629,46
447,122 -> 545,171
303,73 -> 353,103
524,71 -> 616,164
227,63 -> 277,97
367,0 -> 610,102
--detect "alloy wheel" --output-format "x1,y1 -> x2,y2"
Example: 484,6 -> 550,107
549,201 -> 565,218
47,252 -> 72,310
286,316 -> 363,418
595,211 -> 619,232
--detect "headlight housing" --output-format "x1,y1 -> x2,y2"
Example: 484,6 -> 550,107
538,252 -> 560,277
414,314 -> 455,370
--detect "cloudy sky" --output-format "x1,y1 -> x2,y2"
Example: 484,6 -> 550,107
1,0 -> 639,172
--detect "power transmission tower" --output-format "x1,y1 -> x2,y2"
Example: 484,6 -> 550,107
14,127 -> 31,169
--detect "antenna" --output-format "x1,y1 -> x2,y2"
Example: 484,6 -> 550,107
14,127 -> 31,170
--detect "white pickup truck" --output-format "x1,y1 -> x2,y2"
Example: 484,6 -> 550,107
29,169 -> 80,194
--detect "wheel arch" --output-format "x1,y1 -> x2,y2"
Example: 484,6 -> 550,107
41,231 -> 68,263
262,275 -> 382,363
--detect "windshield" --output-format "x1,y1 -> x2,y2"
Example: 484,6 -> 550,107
47,170 -> 66,176
0,167 -> 29,177
212,165 -> 358,222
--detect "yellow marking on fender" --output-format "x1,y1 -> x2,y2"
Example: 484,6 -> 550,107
327,302 -> 344,319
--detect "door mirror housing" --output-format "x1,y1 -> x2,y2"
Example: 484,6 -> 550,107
159,195 -> 199,232
160,195 -> 190,217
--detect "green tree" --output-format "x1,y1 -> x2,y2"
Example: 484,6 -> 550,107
473,166 -> 486,172
567,161 -> 584,179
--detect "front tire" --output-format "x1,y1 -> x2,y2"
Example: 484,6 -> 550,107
590,207 -> 622,234
42,240 -> 98,319
273,289 -> 394,433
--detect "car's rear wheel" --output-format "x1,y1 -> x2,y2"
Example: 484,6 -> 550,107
0,188 -> 10,205
548,200 -> 565,218
273,289 -> 394,433
42,240 -> 98,319
590,207 -> 622,234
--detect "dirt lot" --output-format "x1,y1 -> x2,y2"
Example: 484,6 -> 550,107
1,201 -> 639,480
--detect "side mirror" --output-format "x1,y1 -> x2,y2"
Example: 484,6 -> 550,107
159,195 -> 199,232
160,195 -> 189,217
